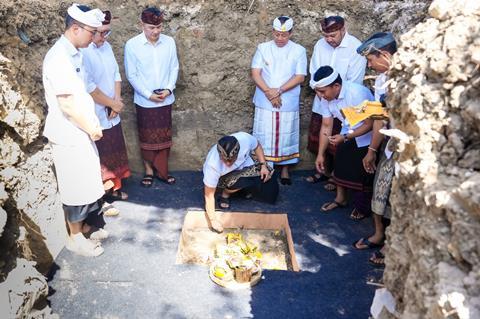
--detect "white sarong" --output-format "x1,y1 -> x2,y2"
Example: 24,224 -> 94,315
50,142 -> 105,206
253,107 -> 300,165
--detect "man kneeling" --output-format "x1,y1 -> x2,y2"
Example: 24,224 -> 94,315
203,132 -> 279,232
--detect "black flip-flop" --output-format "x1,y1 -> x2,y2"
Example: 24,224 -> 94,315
280,177 -> 292,185
353,237 -> 384,250
350,208 -> 367,221
306,174 -> 328,183
155,175 -> 176,185
141,174 -> 154,188
320,200 -> 347,212
218,196 -> 230,210
369,251 -> 385,268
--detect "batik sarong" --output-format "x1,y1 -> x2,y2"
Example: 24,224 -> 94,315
136,104 -> 172,179
95,122 -> 131,190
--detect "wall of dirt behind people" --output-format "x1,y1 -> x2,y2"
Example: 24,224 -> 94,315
0,0 -> 430,317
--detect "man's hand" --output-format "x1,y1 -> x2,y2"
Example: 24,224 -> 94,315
270,96 -> 282,108
260,164 -> 271,182
149,93 -> 165,103
89,125 -> 103,141
110,97 -> 124,113
328,134 -> 344,145
264,88 -> 279,101
363,150 -> 377,174
315,154 -> 325,173
156,90 -> 171,100
108,110 -> 119,119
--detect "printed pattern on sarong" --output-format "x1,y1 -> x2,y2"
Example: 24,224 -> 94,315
253,107 -> 299,164
218,161 -> 273,189
95,122 -> 131,189
332,139 -> 374,192
307,112 -> 342,156
372,147 -> 395,217
136,104 -> 172,151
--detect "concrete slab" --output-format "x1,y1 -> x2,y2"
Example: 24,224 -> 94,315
48,171 -> 384,318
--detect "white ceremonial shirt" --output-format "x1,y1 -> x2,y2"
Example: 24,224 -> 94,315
42,35 -> 104,205
251,40 -> 307,112
124,33 -> 179,108
318,81 -> 374,147
82,41 -> 122,129
203,132 -> 258,188
374,72 -> 388,101
43,35 -> 100,147
309,33 -> 367,114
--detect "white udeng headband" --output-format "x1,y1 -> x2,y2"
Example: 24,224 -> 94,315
67,3 -> 105,28
312,70 -> 340,88
273,17 -> 293,32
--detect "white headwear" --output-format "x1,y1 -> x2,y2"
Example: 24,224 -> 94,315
67,3 -> 105,28
273,16 -> 293,32
310,69 -> 340,88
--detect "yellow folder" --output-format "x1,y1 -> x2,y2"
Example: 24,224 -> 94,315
340,100 -> 389,127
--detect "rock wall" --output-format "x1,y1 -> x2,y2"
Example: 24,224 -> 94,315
0,0 -> 434,318
384,0 -> 480,318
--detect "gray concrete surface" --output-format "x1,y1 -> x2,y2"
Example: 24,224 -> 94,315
48,171 -> 383,318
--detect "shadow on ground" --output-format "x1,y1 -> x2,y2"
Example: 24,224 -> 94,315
47,171 -> 383,318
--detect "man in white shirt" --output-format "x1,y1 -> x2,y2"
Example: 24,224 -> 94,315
82,10 -> 131,215
42,4 -> 106,257
353,33 -> 397,266
203,132 -> 277,232
251,16 -> 307,185
124,7 -> 179,187
306,16 -> 367,185
313,66 -> 375,221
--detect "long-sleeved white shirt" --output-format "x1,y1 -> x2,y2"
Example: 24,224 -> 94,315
309,33 -> 367,114
124,32 -> 179,108
82,41 -> 121,129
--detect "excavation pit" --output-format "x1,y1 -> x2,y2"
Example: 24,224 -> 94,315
176,211 -> 300,272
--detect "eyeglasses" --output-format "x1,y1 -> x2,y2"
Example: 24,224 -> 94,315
99,30 -> 112,38
77,24 -> 97,36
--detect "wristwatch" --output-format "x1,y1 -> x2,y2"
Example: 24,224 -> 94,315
342,134 -> 348,142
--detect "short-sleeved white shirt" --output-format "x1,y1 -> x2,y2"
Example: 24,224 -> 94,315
42,35 -> 99,146
251,40 -> 307,112
82,41 -> 122,129
203,132 -> 259,188
309,33 -> 367,114
318,81 -> 374,147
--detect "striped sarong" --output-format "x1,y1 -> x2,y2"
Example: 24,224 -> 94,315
253,107 -> 299,165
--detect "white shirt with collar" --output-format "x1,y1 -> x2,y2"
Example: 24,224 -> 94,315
251,40 -> 307,112
203,132 -> 258,188
42,35 -> 104,205
309,32 -> 367,114
374,72 -> 388,101
82,41 -> 121,129
124,32 -> 179,108
43,35 -> 100,147
318,81 -> 374,147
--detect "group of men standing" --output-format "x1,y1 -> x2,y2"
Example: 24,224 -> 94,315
42,5 -> 178,256
43,3 -> 397,265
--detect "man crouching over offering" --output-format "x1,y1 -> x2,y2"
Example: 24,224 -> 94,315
203,132 -> 279,232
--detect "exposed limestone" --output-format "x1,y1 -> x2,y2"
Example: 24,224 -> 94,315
384,0 -> 480,317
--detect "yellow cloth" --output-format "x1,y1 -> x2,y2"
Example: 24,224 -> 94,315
340,100 -> 389,127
